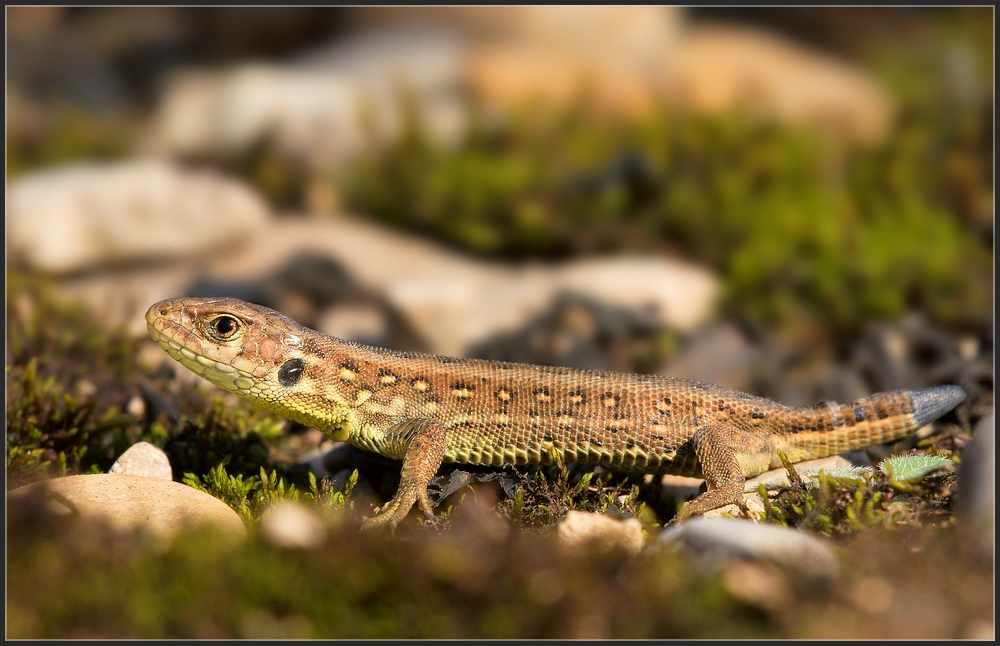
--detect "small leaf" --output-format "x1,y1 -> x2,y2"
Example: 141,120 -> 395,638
879,455 -> 953,482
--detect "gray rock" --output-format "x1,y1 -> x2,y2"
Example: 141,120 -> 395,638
108,441 -> 173,481
648,517 -> 839,581
7,474 -> 246,544
7,159 -> 269,274
467,292 -> 662,371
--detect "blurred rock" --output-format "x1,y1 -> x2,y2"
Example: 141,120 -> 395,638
464,8 -> 891,144
849,313 -> 967,392
150,24 -> 467,172
260,501 -> 326,549
558,510 -> 645,556
7,474 -> 245,544
468,293 -> 662,372
957,410 -> 994,560
36,212 -> 717,353
297,442 -> 385,514
665,24 -> 893,144
957,352 -> 994,423
187,252 -> 427,351
746,453 -> 872,490
199,216 -> 719,357
8,7 -> 188,111
467,7 -> 682,119
109,441 -> 173,481
300,442 -> 366,479
661,323 -> 763,391
150,65 -> 359,164
7,159 -> 269,274
648,516 -> 839,581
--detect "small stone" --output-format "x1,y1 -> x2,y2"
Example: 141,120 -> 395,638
260,501 -> 326,550
7,474 -> 245,544
557,510 -> 644,556
126,395 -> 146,418
109,441 -> 173,481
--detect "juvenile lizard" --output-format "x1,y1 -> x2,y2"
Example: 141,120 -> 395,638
146,297 -> 966,528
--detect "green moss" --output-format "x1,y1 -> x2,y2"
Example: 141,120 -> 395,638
183,463 -> 357,523
761,454 -> 958,537
5,278 -> 310,495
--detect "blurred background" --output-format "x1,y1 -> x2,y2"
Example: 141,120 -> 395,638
5,7 -> 994,639
7,6 -> 993,410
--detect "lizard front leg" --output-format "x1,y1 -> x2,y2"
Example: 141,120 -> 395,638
361,418 -> 448,530
677,424 -> 774,519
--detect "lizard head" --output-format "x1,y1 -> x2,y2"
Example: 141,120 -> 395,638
145,297 -> 354,440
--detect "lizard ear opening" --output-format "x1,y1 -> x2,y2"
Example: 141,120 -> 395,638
278,358 -> 306,387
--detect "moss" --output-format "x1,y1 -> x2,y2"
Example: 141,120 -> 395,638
761,456 -> 959,538
6,277 -> 144,484
5,277 -> 310,495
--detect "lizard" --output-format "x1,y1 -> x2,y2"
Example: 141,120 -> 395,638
145,296 -> 967,529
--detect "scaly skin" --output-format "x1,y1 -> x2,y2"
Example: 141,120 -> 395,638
146,297 -> 966,528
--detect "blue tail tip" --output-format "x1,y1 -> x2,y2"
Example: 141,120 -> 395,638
910,385 -> 966,427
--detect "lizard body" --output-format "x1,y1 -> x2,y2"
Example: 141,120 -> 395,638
146,297 -> 966,528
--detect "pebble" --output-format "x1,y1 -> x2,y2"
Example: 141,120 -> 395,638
108,441 -> 173,481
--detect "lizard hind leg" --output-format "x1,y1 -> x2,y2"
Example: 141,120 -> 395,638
677,423 -> 774,520
361,418 -> 448,531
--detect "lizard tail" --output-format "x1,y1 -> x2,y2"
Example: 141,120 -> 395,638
775,384 -> 966,462
909,385 -> 967,428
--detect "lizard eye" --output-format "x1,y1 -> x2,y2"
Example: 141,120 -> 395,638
212,315 -> 239,338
